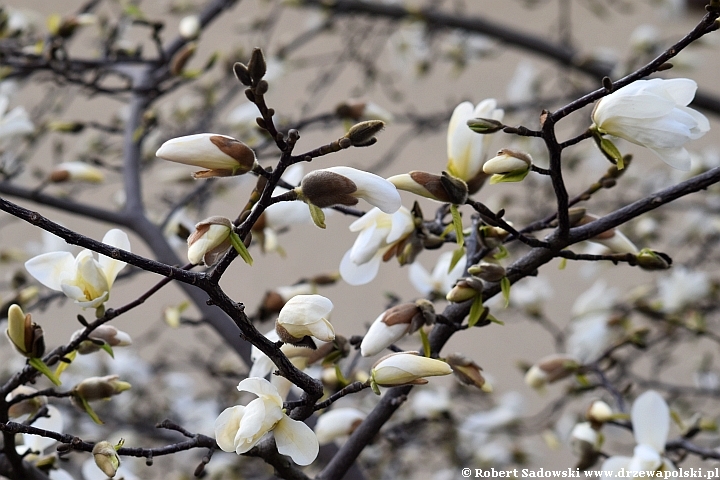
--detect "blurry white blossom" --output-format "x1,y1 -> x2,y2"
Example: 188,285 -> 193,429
408,251 -> 466,298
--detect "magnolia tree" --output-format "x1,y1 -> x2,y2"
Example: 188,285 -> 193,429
1,0 -> 720,479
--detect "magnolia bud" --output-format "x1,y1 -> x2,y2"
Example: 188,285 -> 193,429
636,249 -> 671,270
6,304 -> 44,358
524,354 -> 579,389
314,408 -> 366,445
446,277 -> 483,303
483,149 -> 532,175
586,400 -> 613,424
233,62 -> 252,86
446,353 -> 486,390
387,171 -> 468,204
187,216 -> 233,266
49,162 -> 104,183
248,48 -> 267,84
92,441 -> 121,478
467,117 -> 504,134
570,422 -> 601,469
74,375 -> 131,402
371,352 -> 452,388
467,262 -> 506,282
360,303 -> 423,357
156,133 -> 257,178
345,120 -> 385,147
71,325 -> 132,355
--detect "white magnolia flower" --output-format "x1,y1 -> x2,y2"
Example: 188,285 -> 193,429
314,408 -> 366,445
410,388 -> 451,419
156,133 -> 258,178
571,280 -> 618,318
601,391 -> 674,478
25,229 -> 130,309
592,78 -> 710,171
276,294 -> 335,343
49,162 -> 104,183
506,276 -> 553,314
506,60 -> 539,104
187,216 -> 233,266
0,95 -> 34,142
371,352 -> 452,387
447,99 -> 504,190
339,206 -> 414,285
408,250 -> 467,297
215,378 -> 319,465
360,303 -> 422,357
298,166 -> 401,214
657,267 -> 710,313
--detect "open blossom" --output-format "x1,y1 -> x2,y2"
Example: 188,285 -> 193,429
0,95 -> 34,142
447,99 -> 504,192
215,378 -> 318,465
657,267 -> 710,313
155,133 -> 258,178
601,391 -> 674,478
591,78 -> 710,171
25,229 -> 130,309
276,294 -> 335,343
298,166 -> 401,214
339,206 -> 414,285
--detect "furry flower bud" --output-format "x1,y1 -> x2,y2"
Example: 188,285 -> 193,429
156,134 -> 257,178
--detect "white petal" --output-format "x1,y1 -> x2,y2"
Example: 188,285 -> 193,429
274,415 -> 319,465
25,251 -> 76,291
408,261 -> 434,295
280,295 -> 333,324
627,444 -> 662,472
304,317 -> 336,342
647,146 -> 691,171
215,405 -> 245,452
98,229 -> 130,287
325,166 -> 401,214
386,207 -> 414,243
349,222 -> 388,265
361,315 -> 410,357
249,354 -> 276,379
632,390 -> 669,453
237,377 -> 283,406
340,249 -> 382,286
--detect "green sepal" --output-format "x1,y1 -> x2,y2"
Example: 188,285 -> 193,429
448,246 -> 465,273
500,277 -> 511,308
370,378 -> 381,396
446,163 -> 460,179
439,223 -> 454,239
54,349 -> 76,378
493,245 -> 509,260
229,231 -> 253,266
599,137 -> 624,169
100,342 -> 114,359
487,314 -> 504,325
334,364 -> 349,388
419,328 -> 431,357
489,168 -> 530,184
76,394 -> 103,424
308,204 -> 326,229
450,204 -> 464,247
29,357 -> 61,386
468,296 -> 485,328
558,258 -> 567,270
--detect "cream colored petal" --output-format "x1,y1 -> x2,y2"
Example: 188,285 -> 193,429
632,390 -> 669,453
25,251 -> 76,291
214,405 -> 246,452
237,377 -> 283,407
98,229 -> 130,287
274,415 -> 319,465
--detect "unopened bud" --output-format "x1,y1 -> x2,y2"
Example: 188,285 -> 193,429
156,133 -> 257,178
6,304 -> 44,358
570,422 -> 601,470
636,249 -> 671,270
446,353 -> 486,389
248,48 -> 267,84
92,441 -> 121,478
467,262 -> 506,282
345,120 -> 385,147
74,375 -> 131,402
483,149 -> 533,184
6,386 -> 47,418
49,162 -> 104,183
586,400 -> 613,424
47,121 -> 85,133
71,325 -> 132,355
446,277 -> 483,303
524,354 -> 579,389
388,171 -> 468,204
233,62 -> 252,86
187,216 -> 233,266
467,117 -> 504,134
298,171 -> 358,208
